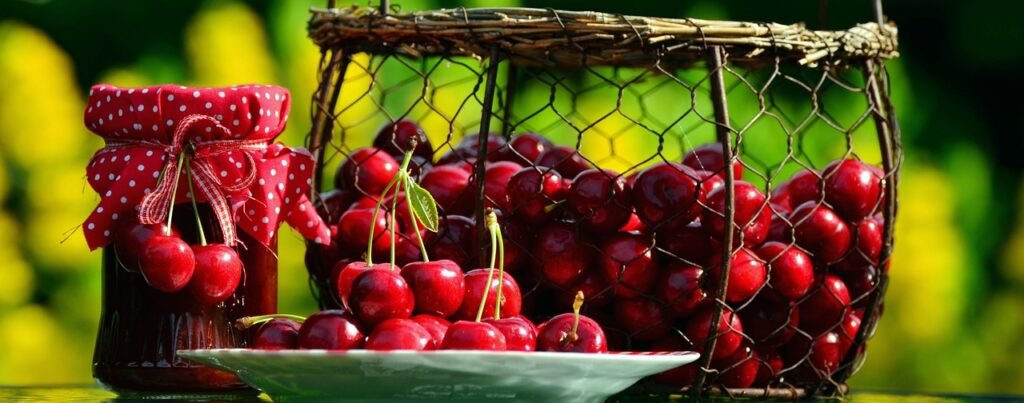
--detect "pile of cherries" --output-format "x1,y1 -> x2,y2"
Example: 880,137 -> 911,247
302,119 -> 887,388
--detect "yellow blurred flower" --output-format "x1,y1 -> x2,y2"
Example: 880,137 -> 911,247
186,1 -> 276,86
0,251 -> 33,309
0,305 -> 91,384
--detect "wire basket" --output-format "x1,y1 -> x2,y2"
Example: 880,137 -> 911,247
304,2 -> 900,398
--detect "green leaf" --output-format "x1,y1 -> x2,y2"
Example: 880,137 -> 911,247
406,178 -> 439,232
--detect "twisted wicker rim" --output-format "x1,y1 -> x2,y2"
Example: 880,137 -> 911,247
308,6 -> 898,68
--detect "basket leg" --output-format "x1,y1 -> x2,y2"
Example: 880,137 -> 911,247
473,46 -> 503,266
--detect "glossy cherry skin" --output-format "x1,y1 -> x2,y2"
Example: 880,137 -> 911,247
483,161 -> 524,210
536,313 -> 608,353
411,315 -> 450,350
684,305 -> 744,359
552,272 -> 613,311
484,316 -> 538,351
252,318 -> 301,350
336,147 -> 399,195
656,221 -> 718,266
785,331 -> 844,383
115,223 -> 179,272
740,296 -> 800,348
619,212 -> 646,233
365,318 -> 433,351
785,168 -> 822,208
426,215 -> 477,269
769,183 -> 794,215
613,297 -> 670,341
337,208 -> 392,255
188,244 -> 243,305
840,264 -> 879,305
334,261 -> 389,310
348,268 -> 415,328
568,169 -> 632,232
139,234 -> 196,293
373,119 -> 432,159
765,213 -> 794,244
298,310 -> 365,350
597,232 -> 657,298
799,274 -> 851,336
755,241 -> 815,301
654,263 -> 705,319
703,181 -> 772,247
682,143 -> 743,179
457,133 -> 506,160
837,310 -> 862,351
535,146 -> 592,178
753,348 -> 785,386
401,259 -> 465,318
822,159 -> 882,221
631,162 -> 700,229
495,132 -> 552,164
533,223 -> 589,287
713,345 -> 759,388
505,167 -> 566,221
316,189 -> 355,224
706,248 -> 767,304
420,165 -> 473,215
788,201 -> 852,264
440,321 -> 508,350
695,169 -> 726,202
835,216 -> 884,272
455,268 -> 522,321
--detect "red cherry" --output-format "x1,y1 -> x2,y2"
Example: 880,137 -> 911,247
455,268 -> 522,321
365,318 -> 433,351
657,221 -> 718,266
695,170 -> 726,202
533,223 -> 589,287
631,162 -> 700,229
837,310 -> 862,351
115,223 -> 179,272
348,268 -> 415,328
334,261 -> 380,309
703,181 -> 772,247
682,143 -> 743,179
753,348 -> 785,386
505,167 -> 566,221
536,146 -> 592,178
822,159 -> 882,221
420,165 -> 473,215
552,272 -> 612,311
373,119 -> 432,159
755,241 -> 815,301
298,310 -> 365,350
252,318 -> 301,350
613,297 -> 670,341
654,263 -> 705,319
426,215 -> 477,269
567,169 -> 632,232
765,213 -> 793,244
706,248 -> 767,304
740,297 -> 800,348
785,168 -> 822,208
597,232 -> 656,298
835,216 -> 884,272
484,316 -> 538,351
649,334 -> 697,386
139,234 -> 195,293
315,189 -> 355,224
840,264 -> 879,305
337,208 -> 392,255
482,161 -> 523,210
684,305 -> 743,359
188,244 -> 243,305
769,183 -> 793,215
440,320 -> 507,350
401,259 -> 465,318
619,212 -> 646,233
457,133 -> 506,160
411,315 -> 450,350
495,132 -> 552,164
786,331 -> 844,382
789,201 -> 852,264
536,313 -> 607,353
712,345 -> 759,388
336,147 -> 399,195
799,274 -> 851,336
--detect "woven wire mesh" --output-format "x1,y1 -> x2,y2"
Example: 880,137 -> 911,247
304,6 -> 900,398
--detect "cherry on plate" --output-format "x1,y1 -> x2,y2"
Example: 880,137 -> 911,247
298,310 -> 365,350
252,318 -> 301,350
401,259 -> 465,318
440,320 -> 507,350
348,268 -> 415,328
365,318 -> 433,351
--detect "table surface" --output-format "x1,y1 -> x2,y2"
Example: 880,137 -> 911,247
0,386 -> 1018,402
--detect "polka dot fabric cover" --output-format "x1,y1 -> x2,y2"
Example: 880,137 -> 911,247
82,84 -> 330,250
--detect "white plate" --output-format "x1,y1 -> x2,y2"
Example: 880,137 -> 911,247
179,349 -> 698,402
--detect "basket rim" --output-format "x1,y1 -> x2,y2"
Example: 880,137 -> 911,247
308,6 -> 898,68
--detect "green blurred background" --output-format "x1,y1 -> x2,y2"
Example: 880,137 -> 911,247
0,0 -> 1022,394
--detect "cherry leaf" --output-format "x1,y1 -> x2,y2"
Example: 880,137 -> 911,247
406,177 -> 439,232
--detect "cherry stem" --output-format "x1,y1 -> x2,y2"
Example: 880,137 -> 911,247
163,151 -> 187,237
184,155 -> 207,246
475,212 -> 500,323
491,214 -> 505,320
570,291 -> 584,343
405,191 -> 429,262
235,314 -> 307,329
366,150 -> 414,268
389,179 -> 400,268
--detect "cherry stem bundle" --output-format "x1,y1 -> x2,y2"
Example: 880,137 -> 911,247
235,314 -> 307,329
163,151 -> 187,237
366,144 -> 434,267
184,153 -> 208,246
475,211 -> 502,322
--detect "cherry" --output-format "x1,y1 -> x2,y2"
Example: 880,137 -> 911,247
388,234 -> 422,267
695,170 -> 726,201
755,241 -> 815,301
649,334 -> 698,386
785,168 -> 822,208
334,261 -> 389,310
373,119 -> 432,159
483,161 -> 524,210
495,132 -> 552,164
505,167 -> 566,221
753,348 -> 785,386
837,310 -> 862,351
799,274 -> 851,336
484,316 -> 538,351
597,232 -> 656,298
789,201 -> 852,264
786,331 -> 844,383
654,263 -> 705,319
765,213 -> 794,244
115,223 -> 179,272
840,264 -> 879,305
419,165 -> 472,214
769,183 -> 793,215
613,297 -> 670,341
703,181 -> 772,247
348,268 -> 415,328
682,143 -> 743,179
336,147 -> 399,195
411,315 -> 450,350
712,345 -> 759,388
533,223 -> 589,287
706,248 -> 767,304
457,133 -> 506,160
822,159 -> 882,221
455,268 -> 522,321
536,292 -> 608,353
536,146 -> 592,178
835,216 -> 884,272
740,297 -> 800,348
657,221 -> 718,266
426,215 -> 477,269
251,318 -> 301,350
336,208 -> 392,255
400,259 -> 465,318
567,169 -> 632,232
440,320 -> 507,350
139,234 -> 196,293
619,212 -> 645,233
474,213 -> 526,272
552,272 -> 612,311
631,162 -> 700,229
188,244 -> 243,305
684,305 -> 744,359
298,310 -> 365,350
365,318 -> 433,351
